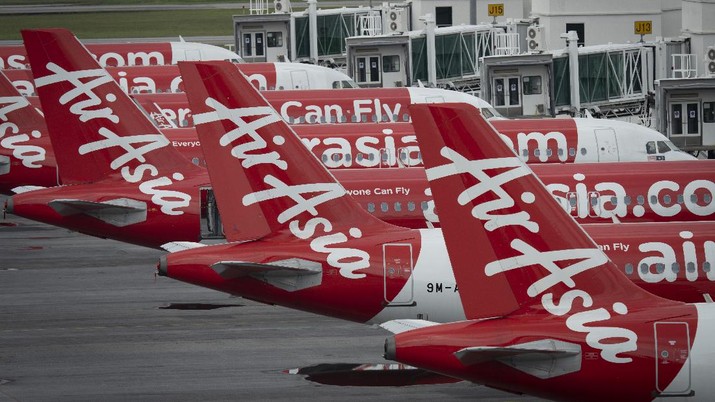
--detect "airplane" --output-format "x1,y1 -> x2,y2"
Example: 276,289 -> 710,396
0,39 -> 241,70
3,61 -> 358,96
381,102 -> 715,401
9,30 -> 714,307
130,91 -> 695,163
154,56 -> 715,339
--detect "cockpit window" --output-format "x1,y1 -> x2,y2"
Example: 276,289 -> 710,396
657,141 -> 671,153
332,80 -> 359,89
646,141 -> 656,155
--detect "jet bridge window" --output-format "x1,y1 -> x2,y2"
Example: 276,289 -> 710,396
522,76 -> 542,95
704,102 -> 715,123
267,32 -> 283,47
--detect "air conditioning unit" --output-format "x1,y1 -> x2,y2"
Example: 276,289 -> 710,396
707,46 -> 715,76
274,0 -> 290,13
385,8 -> 408,34
526,25 -> 545,52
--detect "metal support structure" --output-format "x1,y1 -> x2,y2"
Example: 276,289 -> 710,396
308,0 -> 318,63
561,30 -> 581,115
420,13 -> 437,85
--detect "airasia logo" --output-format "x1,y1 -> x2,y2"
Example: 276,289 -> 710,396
34,63 -> 191,216
193,98 -> 371,279
426,147 -> 638,364
0,95 -> 46,169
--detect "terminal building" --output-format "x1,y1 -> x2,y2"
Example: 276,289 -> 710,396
232,0 -> 715,152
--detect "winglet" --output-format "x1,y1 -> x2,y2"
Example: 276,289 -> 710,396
179,60 -> 397,242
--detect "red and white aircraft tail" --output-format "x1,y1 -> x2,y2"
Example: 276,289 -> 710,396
21,28 -> 198,185
410,103 -> 668,318
0,70 -> 57,193
179,60 -> 398,242
381,103 -> 712,401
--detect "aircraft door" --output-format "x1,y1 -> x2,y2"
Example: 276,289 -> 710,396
654,322 -> 693,396
669,102 -> 701,147
595,128 -> 619,162
383,243 -> 414,306
242,32 -> 266,62
290,70 -> 310,90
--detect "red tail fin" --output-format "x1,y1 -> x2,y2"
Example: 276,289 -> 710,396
410,103 -> 668,320
179,60 -> 397,242
21,28 -> 197,185
0,70 -> 53,167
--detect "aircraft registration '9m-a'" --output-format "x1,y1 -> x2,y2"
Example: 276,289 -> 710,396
382,103 -> 715,401
7,29 -> 714,305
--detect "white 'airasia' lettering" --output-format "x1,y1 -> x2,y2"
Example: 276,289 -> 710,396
35,64 -> 190,215
428,146 -> 638,364
0,96 -> 46,168
636,231 -> 715,283
196,99 -> 371,279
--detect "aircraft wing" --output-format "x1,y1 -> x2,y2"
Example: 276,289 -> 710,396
12,185 -> 46,194
161,242 -> 206,253
454,339 -> 582,379
211,258 -> 323,292
48,198 -> 147,227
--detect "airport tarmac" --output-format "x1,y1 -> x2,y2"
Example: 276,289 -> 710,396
0,205 -> 541,401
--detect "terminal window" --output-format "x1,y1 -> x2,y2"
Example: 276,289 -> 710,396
704,102 -> 715,123
267,32 -> 283,48
436,7 -> 452,27
383,55 -> 400,72
565,23 -> 585,46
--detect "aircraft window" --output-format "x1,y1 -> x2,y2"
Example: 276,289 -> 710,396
625,263 -> 633,275
288,116 -> 295,124
417,152 -> 422,162
534,149 -> 540,157
331,154 -> 341,162
362,115 -> 368,123
369,154 -> 375,161
705,194 -> 712,203
191,157 -> 200,166
321,154 -> 328,163
394,202 -> 402,212
407,201 -> 415,211
330,116 -> 336,123
687,262 -> 696,273
339,115 -> 346,123
393,114 -> 398,121
522,149 -> 529,157
569,197 -> 577,207
580,148 -> 587,155
399,151 -> 407,162
371,115 -> 378,123
569,147 -> 576,157
381,153 -> 389,162
691,194 -> 698,203
610,196 -> 617,205
403,113 -> 410,122
558,148 -> 564,156
657,141 -> 671,153
381,202 -> 388,212
640,263 -> 649,274
546,149 -> 553,157
309,116 -> 317,123
356,154 -> 364,162
677,194 -> 684,204
332,81 -> 341,89
650,195 -> 658,205
345,154 -> 352,162
421,201 -> 429,211
663,194 -> 672,205
481,109 -> 495,119
646,141 -> 656,154
590,197 -> 598,206
672,263 -> 680,274
656,263 -> 665,274
351,115 -> 358,123
367,202 -> 375,212
343,80 -> 359,89
637,195 -> 645,205
704,262 -> 711,273
624,195 -> 632,205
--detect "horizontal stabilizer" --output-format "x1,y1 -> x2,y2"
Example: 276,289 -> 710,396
454,339 -> 581,379
286,363 -> 461,386
161,241 -> 207,253
380,319 -> 440,335
12,185 -> 46,194
48,198 -> 147,227
211,258 -> 322,292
